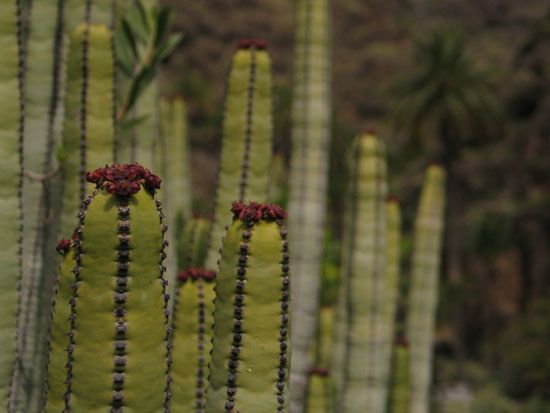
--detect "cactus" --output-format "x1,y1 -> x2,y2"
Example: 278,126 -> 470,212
157,97 -> 192,292
204,202 -> 290,413
332,134 -> 388,412
43,239 -> 75,413
407,165 -> 446,413
60,22 -> 115,236
205,39 -> 274,271
1,0 -> 24,408
380,198 -> 402,409
388,339 -> 410,413
288,0 -> 332,407
305,368 -> 333,413
177,217 -> 212,272
171,268 -> 215,412
45,164 -> 170,411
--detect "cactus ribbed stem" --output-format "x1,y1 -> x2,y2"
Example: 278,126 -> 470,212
389,341 -> 410,413
60,23 -> 115,235
407,165 -> 446,413
305,369 -> 332,413
205,41 -> 274,271
178,218 -> 212,272
204,203 -> 290,413
1,0 -> 25,409
333,134 -> 388,413
48,164 -> 170,412
380,199 -> 402,409
288,0 -> 332,407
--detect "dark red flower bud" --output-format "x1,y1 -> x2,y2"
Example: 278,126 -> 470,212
238,38 -> 268,50
115,180 -> 132,197
86,169 -> 103,184
308,367 -> 330,377
56,239 -> 72,255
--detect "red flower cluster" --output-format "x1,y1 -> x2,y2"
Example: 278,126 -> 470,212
56,238 -> 72,255
237,38 -> 268,50
177,268 -> 216,283
231,202 -> 287,223
86,163 -> 161,197
308,367 -> 330,377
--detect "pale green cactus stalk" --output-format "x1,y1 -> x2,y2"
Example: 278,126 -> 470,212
171,217 -> 213,412
331,134 -> 388,413
379,198 -> 402,409
204,202 -> 290,413
43,240 -> 75,413
0,0 -> 24,409
205,39 -> 274,271
305,369 -> 333,413
60,23 -> 114,236
157,96 -> 192,293
407,165 -> 446,413
45,164 -> 170,411
288,0 -> 332,408
389,340 -> 410,413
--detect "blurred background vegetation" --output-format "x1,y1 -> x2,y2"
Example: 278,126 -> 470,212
160,0 -> 549,410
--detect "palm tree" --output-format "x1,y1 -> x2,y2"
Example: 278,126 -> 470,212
394,27 -> 499,371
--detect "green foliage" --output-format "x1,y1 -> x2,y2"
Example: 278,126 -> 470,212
115,0 -> 182,127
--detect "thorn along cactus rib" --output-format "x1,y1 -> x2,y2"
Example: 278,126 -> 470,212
205,40 -> 274,271
171,268 -> 215,412
332,134 -> 388,413
204,202 -> 290,413
1,0 -> 24,407
43,238 -> 76,413
407,165 -> 446,413
288,0 -> 332,408
45,164 -> 170,411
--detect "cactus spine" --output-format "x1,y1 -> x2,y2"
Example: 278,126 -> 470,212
407,166 -> 446,413
388,341 -> 410,413
333,134 -> 388,412
60,22 -> 114,235
205,40 -> 274,271
204,202 -> 290,413
171,217 -> 213,412
51,164 -> 170,411
1,0 -> 24,408
43,240 -> 75,413
288,0 -> 332,407
380,199 -> 402,409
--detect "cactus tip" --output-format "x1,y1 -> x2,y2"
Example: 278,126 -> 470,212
366,128 -> 377,135
387,194 -> 400,204
237,38 -> 268,50
308,367 -> 330,377
395,336 -> 409,348
56,238 -> 72,255
86,163 -> 161,197
231,201 -> 287,223
177,268 -> 216,283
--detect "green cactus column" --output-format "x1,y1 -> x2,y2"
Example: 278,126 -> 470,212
305,368 -> 333,413
171,269 -> 215,412
43,239 -> 75,413
60,22 -> 114,236
380,198 -> 402,409
407,166 -> 446,413
288,0 -> 332,408
177,217 -> 212,273
205,40 -> 273,271
388,340 -> 410,413
52,164 -> 170,412
0,0 -> 24,409
204,202 -> 290,413
333,134 -> 388,412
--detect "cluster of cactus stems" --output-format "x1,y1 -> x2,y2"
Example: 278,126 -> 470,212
204,202 -> 290,413
407,165 -> 446,413
44,164 -> 170,411
288,0 -> 332,408
205,39 -> 274,272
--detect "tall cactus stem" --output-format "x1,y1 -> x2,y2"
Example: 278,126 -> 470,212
407,165 -> 446,413
204,202 -> 290,413
388,339 -> 410,413
205,40 -> 273,271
